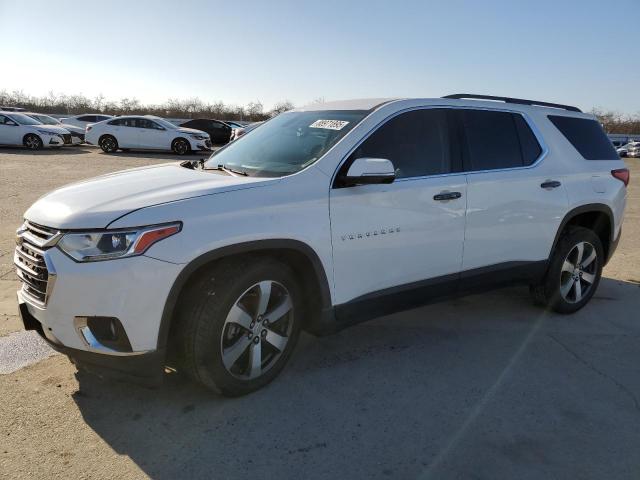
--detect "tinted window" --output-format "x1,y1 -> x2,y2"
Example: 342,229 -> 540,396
137,118 -> 164,129
78,115 -> 96,122
548,115 -> 618,160
460,110 -> 523,170
182,120 -> 199,128
109,118 -> 137,127
513,114 -> 542,165
0,115 -> 14,125
95,115 -> 111,122
350,109 -> 452,179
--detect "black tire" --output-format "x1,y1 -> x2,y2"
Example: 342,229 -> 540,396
176,257 -> 302,396
530,226 -> 603,314
172,137 -> 191,155
99,135 -> 118,153
23,134 -> 43,150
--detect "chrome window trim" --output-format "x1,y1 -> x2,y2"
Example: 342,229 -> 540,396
331,104 -> 549,187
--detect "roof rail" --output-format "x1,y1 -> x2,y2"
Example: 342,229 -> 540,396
442,94 -> 582,113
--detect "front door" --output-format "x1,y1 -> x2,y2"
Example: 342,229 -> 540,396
329,108 -> 467,322
0,114 -> 21,144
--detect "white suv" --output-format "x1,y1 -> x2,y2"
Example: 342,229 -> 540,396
16,95 -> 628,396
85,115 -> 212,154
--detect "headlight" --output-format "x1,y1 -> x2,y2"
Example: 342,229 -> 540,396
190,134 -> 208,140
37,130 -> 56,136
57,223 -> 181,262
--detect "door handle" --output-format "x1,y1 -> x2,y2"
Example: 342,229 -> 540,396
540,180 -> 561,189
433,191 -> 462,201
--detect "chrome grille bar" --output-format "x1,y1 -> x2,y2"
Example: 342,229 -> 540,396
15,221 -> 60,307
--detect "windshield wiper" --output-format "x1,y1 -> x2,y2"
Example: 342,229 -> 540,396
213,164 -> 248,177
184,158 -> 249,177
180,159 -> 204,170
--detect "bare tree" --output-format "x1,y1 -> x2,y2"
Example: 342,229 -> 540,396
271,100 -> 295,116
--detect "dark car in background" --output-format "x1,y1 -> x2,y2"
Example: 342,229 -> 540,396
180,118 -> 231,144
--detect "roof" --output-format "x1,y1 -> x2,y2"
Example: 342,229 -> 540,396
294,98 -> 398,112
293,96 -> 587,117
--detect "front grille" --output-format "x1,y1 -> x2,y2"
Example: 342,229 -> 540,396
69,131 -> 84,140
62,134 -> 72,144
14,221 -> 60,307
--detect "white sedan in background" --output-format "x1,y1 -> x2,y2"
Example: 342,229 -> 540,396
0,111 -> 70,149
85,115 -> 211,154
24,113 -> 86,145
59,113 -> 114,129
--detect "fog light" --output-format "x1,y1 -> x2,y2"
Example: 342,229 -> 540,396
74,316 -> 132,353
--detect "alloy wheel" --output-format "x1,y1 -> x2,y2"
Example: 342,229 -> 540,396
220,280 -> 293,380
101,137 -> 116,152
559,241 -> 598,303
25,135 -> 41,149
174,140 -> 188,154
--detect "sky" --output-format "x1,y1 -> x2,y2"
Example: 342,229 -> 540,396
1,0 -> 638,114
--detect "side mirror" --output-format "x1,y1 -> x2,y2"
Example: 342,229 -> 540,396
5,120 -> 17,126
339,157 -> 395,187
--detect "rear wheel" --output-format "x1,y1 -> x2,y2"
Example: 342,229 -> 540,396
23,134 -> 43,150
172,138 -> 190,155
530,226 -> 603,313
176,258 -> 302,396
99,135 -> 118,153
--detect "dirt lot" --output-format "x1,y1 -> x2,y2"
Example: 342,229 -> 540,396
1,147 -> 639,479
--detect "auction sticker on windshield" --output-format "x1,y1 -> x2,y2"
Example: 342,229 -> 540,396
309,120 -> 349,130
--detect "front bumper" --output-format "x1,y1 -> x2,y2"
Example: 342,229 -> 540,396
188,137 -> 212,151
18,247 -> 183,351
43,135 -> 65,148
18,298 -> 164,386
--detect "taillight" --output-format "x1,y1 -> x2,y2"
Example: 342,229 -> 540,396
611,168 -> 629,187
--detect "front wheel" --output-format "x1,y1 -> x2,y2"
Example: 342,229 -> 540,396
23,134 -> 43,150
176,258 -> 302,396
172,138 -> 190,155
530,226 -> 603,314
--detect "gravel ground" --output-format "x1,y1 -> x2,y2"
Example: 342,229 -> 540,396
0,147 -> 639,479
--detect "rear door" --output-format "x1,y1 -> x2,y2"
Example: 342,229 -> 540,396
329,108 -> 467,318
457,109 -> 568,276
111,118 -> 139,147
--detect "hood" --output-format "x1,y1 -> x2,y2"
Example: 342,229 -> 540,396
59,123 -> 85,134
34,125 -> 68,134
24,163 -> 272,229
176,127 -> 207,136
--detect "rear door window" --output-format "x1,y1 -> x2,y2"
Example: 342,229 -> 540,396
548,115 -> 619,160
459,110 -> 524,170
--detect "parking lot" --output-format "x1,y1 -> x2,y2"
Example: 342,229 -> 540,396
1,146 -> 639,479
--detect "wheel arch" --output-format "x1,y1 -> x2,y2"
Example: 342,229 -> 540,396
157,239 -> 334,355
23,132 -> 42,145
550,204 -> 615,263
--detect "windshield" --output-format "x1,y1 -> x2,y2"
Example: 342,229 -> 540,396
152,117 -> 178,129
10,113 -> 42,126
30,114 -> 59,125
205,110 -> 369,177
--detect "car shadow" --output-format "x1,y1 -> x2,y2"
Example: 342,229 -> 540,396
70,277 -> 640,479
0,145 -> 94,155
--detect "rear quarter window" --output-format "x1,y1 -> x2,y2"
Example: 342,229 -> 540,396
548,115 -> 618,160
